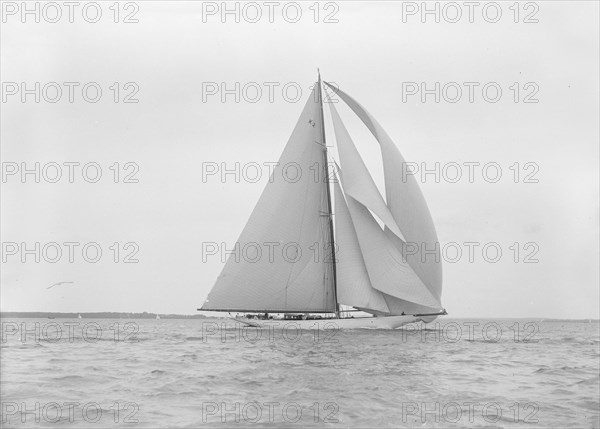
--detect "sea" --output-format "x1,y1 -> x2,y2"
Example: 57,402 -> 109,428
1,318 -> 598,428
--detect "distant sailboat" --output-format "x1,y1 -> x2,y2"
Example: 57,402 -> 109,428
156,314 -> 160,320
78,314 -> 82,319
200,72 -> 446,329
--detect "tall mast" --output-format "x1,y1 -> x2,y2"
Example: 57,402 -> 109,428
317,69 -> 340,318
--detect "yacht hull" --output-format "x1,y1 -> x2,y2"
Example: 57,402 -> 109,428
232,315 -> 437,330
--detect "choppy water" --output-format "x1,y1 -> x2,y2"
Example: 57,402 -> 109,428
1,318 -> 598,428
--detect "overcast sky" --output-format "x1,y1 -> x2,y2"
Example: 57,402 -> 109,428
1,1 -> 598,318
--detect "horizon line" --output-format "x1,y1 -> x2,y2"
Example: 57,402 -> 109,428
1,311 -> 598,321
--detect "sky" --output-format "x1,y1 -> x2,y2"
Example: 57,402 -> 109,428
1,1 -> 598,318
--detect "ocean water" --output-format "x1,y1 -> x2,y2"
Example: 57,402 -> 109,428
1,318 -> 598,428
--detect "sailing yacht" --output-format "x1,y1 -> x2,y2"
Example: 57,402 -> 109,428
200,72 -> 446,329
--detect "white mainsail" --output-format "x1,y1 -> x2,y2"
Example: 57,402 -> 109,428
201,85 -> 336,313
324,82 -> 443,307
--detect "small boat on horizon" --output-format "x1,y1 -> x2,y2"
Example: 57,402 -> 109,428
200,72 -> 446,329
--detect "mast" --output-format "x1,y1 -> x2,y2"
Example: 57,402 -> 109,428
317,69 -> 340,318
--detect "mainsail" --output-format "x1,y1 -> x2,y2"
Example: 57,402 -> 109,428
201,76 -> 443,316
201,85 -> 336,313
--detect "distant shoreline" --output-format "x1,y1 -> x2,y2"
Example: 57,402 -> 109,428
0,312 -> 207,319
0,312 -> 597,321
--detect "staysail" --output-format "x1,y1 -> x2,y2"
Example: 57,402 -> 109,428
334,168 -> 442,313
343,194 -> 440,308
201,85 -> 336,313
325,82 -> 443,307
333,170 -> 390,313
